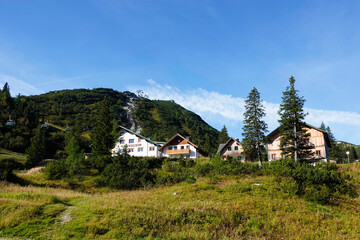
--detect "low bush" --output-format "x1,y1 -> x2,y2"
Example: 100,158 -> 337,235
44,159 -> 67,180
0,158 -> 20,181
194,162 -> 214,177
99,154 -> 154,189
263,159 -> 355,204
211,156 -> 261,176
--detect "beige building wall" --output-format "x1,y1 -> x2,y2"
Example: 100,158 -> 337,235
219,139 -> 246,160
268,127 -> 329,161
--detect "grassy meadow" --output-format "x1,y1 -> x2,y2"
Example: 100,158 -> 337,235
1,163 -> 360,240
0,148 -> 27,163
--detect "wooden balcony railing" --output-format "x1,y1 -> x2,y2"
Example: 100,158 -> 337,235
166,149 -> 191,155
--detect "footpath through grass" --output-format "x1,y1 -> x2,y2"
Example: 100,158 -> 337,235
1,170 -> 360,239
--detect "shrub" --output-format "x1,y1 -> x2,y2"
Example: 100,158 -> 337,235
154,171 -> 175,185
100,155 -> 154,189
162,159 -> 180,172
263,158 -> 355,204
194,162 -> 214,177
44,159 -> 67,180
0,158 -> 19,181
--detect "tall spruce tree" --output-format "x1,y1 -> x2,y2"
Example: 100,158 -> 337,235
26,128 -> 46,168
278,76 -> 313,162
218,125 -> 229,144
319,122 -> 341,161
319,122 -> 326,132
242,87 -> 268,166
91,97 -> 114,157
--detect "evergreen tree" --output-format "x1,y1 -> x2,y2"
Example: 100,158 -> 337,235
26,128 -> 46,167
91,97 -> 114,156
0,82 -> 14,117
91,97 -> 114,170
319,123 -> 341,161
218,125 -> 229,144
64,134 -> 87,176
204,133 -> 212,154
278,76 -> 314,162
319,122 -> 326,132
326,126 -> 336,143
242,87 -> 268,166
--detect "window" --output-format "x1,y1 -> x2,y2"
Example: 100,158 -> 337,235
173,146 -> 177,150
181,146 -> 184,149
120,132 -> 124,136
129,148 -> 134,152
316,150 -> 321,156
138,148 -> 143,152
235,146 -> 238,151
271,154 -> 276,160
120,140 -> 125,144
129,139 -> 134,143
120,149 -> 124,153
178,140 -> 181,143
186,145 -> 190,149
169,146 -> 173,150
138,139 -> 141,143
149,147 -> 155,151
228,147 -> 231,151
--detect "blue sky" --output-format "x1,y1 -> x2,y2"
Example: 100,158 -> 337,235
1,0 -> 360,144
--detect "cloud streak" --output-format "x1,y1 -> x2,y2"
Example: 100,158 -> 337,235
0,74 -> 42,96
129,79 -> 360,144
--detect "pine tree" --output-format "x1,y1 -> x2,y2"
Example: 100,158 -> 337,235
319,123 -> 340,161
242,87 -> 268,166
204,133 -> 212,154
218,125 -> 229,144
91,97 -> 114,157
64,134 -> 87,176
326,126 -> 336,143
319,122 -> 326,132
350,146 -> 358,161
26,128 -> 46,168
278,76 -> 313,162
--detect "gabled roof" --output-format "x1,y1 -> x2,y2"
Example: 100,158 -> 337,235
267,123 -> 331,147
216,138 -> 242,154
118,125 -> 161,147
217,144 -> 226,154
159,133 -> 207,157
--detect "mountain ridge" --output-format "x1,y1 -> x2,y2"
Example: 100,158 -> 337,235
1,87 -> 219,154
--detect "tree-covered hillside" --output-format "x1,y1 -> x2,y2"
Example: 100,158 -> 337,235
136,99 -> 219,152
0,86 -> 219,155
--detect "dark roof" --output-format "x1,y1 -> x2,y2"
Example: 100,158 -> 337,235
217,144 -> 226,154
118,125 -> 161,147
267,123 -> 331,147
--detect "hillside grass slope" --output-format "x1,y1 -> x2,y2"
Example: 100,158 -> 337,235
1,163 -> 360,240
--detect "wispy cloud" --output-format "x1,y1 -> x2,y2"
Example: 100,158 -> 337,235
129,79 -> 360,144
0,74 -> 42,96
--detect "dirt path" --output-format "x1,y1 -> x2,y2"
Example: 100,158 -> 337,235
20,159 -> 53,175
59,206 -> 76,224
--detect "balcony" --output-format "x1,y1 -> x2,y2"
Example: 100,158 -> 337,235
166,149 -> 191,155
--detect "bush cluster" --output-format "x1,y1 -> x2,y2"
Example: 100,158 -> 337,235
0,158 -> 21,182
263,159 -> 355,204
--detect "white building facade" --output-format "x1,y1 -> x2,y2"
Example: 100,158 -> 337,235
112,126 -> 163,157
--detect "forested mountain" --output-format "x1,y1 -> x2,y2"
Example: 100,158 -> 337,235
0,86 -> 219,155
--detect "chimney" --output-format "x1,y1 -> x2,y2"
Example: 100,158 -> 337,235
186,136 -> 190,141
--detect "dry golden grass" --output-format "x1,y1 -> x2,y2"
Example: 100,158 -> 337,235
1,171 -> 360,239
